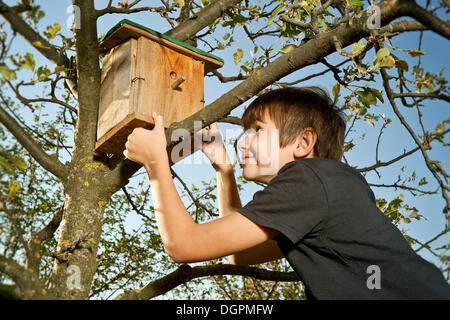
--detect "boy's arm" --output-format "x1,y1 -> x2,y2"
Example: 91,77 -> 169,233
145,152 -> 279,263
199,122 -> 283,265
124,114 -> 283,264
216,165 -> 284,266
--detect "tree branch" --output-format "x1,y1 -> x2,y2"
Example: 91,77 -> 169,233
393,92 -> 450,103
414,227 -> 449,253
96,3 -> 174,18
27,205 -> 64,276
3,201 -> 32,267
368,182 -> 437,196
357,147 -> 420,173
0,283 -> 20,300
0,105 -> 68,183
115,263 -> 299,300
0,1 -> 78,99
105,1 -> 430,200
380,68 -> 449,213
400,1 -> 450,39
218,116 -> 242,126
5,79 -> 77,114
70,0 -> 102,159
171,167 -> 218,218
165,0 -> 243,42
0,255 -> 48,299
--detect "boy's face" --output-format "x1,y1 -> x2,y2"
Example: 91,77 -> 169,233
238,111 -> 300,184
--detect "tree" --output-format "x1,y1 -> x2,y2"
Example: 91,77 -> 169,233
0,0 -> 448,300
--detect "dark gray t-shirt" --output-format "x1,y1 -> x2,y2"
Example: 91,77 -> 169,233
238,158 -> 450,299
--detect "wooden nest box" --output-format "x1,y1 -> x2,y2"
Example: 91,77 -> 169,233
95,20 -> 223,164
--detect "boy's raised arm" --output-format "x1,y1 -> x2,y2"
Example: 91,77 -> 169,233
197,123 -> 242,215
197,123 -> 284,266
123,114 -> 282,264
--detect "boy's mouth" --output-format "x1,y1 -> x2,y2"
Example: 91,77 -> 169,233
243,155 -> 256,163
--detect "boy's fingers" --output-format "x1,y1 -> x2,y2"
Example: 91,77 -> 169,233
153,112 -> 164,131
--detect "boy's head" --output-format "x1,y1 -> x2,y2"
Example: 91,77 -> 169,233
238,86 -> 346,184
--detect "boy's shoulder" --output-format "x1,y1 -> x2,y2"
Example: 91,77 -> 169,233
278,158 -> 360,178
276,158 -> 371,193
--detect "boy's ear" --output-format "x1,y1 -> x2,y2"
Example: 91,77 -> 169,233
293,128 -> 317,158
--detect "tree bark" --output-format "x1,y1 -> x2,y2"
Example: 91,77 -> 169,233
46,0 -> 105,299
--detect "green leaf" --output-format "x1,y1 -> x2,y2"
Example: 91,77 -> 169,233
37,66 -> 51,81
11,156 -> 28,171
45,23 -> 61,40
403,235 -> 416,245
174,0 -> 185,7
374,49 -> 396,69
347,0 -> 364,7
343,142 -> 355,152
365,119 -> 375,127
240,65 -> 251,73
233,48 -> 243,65
356,88 -> 377,107
332,83 -> 341,104
367,88 -> 384,103
373,47 -> 390,64
379,55 -> 396,68
8,180 -> 22,198
351,40 -> 365,54
0,155 -> 12,172
388,195 -> 404,208
408,49 -> 425,57
418,177 -> 428,186
279,44 -> 297,54
23,53 -> 36,71
268,4 -> 285,27
33,41 -> 45,48
395,59 -> 409,72
409,211 -> 420,220
0,63 -> 16,80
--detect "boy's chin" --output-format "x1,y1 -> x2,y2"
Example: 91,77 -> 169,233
242,164 -> 278,183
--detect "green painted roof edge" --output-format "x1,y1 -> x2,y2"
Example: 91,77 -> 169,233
99,19 -> 224,64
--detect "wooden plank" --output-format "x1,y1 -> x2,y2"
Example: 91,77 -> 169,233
99,23 -> 223,73
94,112 -> 201,166
95,112 -> 153,155
133,37 -> 204,129
97,39 -> 137,140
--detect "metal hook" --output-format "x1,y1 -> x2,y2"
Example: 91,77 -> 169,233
132,76 -> 145,83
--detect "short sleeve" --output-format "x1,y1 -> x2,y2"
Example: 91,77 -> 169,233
237,160 -> 327,245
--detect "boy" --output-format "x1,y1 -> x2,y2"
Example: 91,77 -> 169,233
124,86 -> 450,299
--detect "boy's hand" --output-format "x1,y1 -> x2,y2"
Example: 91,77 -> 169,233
124,112 -> 167,167
194,122 -> 232,173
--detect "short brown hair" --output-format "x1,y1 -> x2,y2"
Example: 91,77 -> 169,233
241,86 -> 346,160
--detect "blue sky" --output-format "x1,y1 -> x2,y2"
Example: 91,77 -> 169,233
2,0 -> 448,273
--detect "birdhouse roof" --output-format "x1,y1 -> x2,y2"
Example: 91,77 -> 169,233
99,19 -> 224,73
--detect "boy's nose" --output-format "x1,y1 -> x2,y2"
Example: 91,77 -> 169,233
238,133 -> 249,152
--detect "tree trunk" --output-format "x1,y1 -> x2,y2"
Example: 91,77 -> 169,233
46,0 -> 105,299
47,164 -> 109,299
